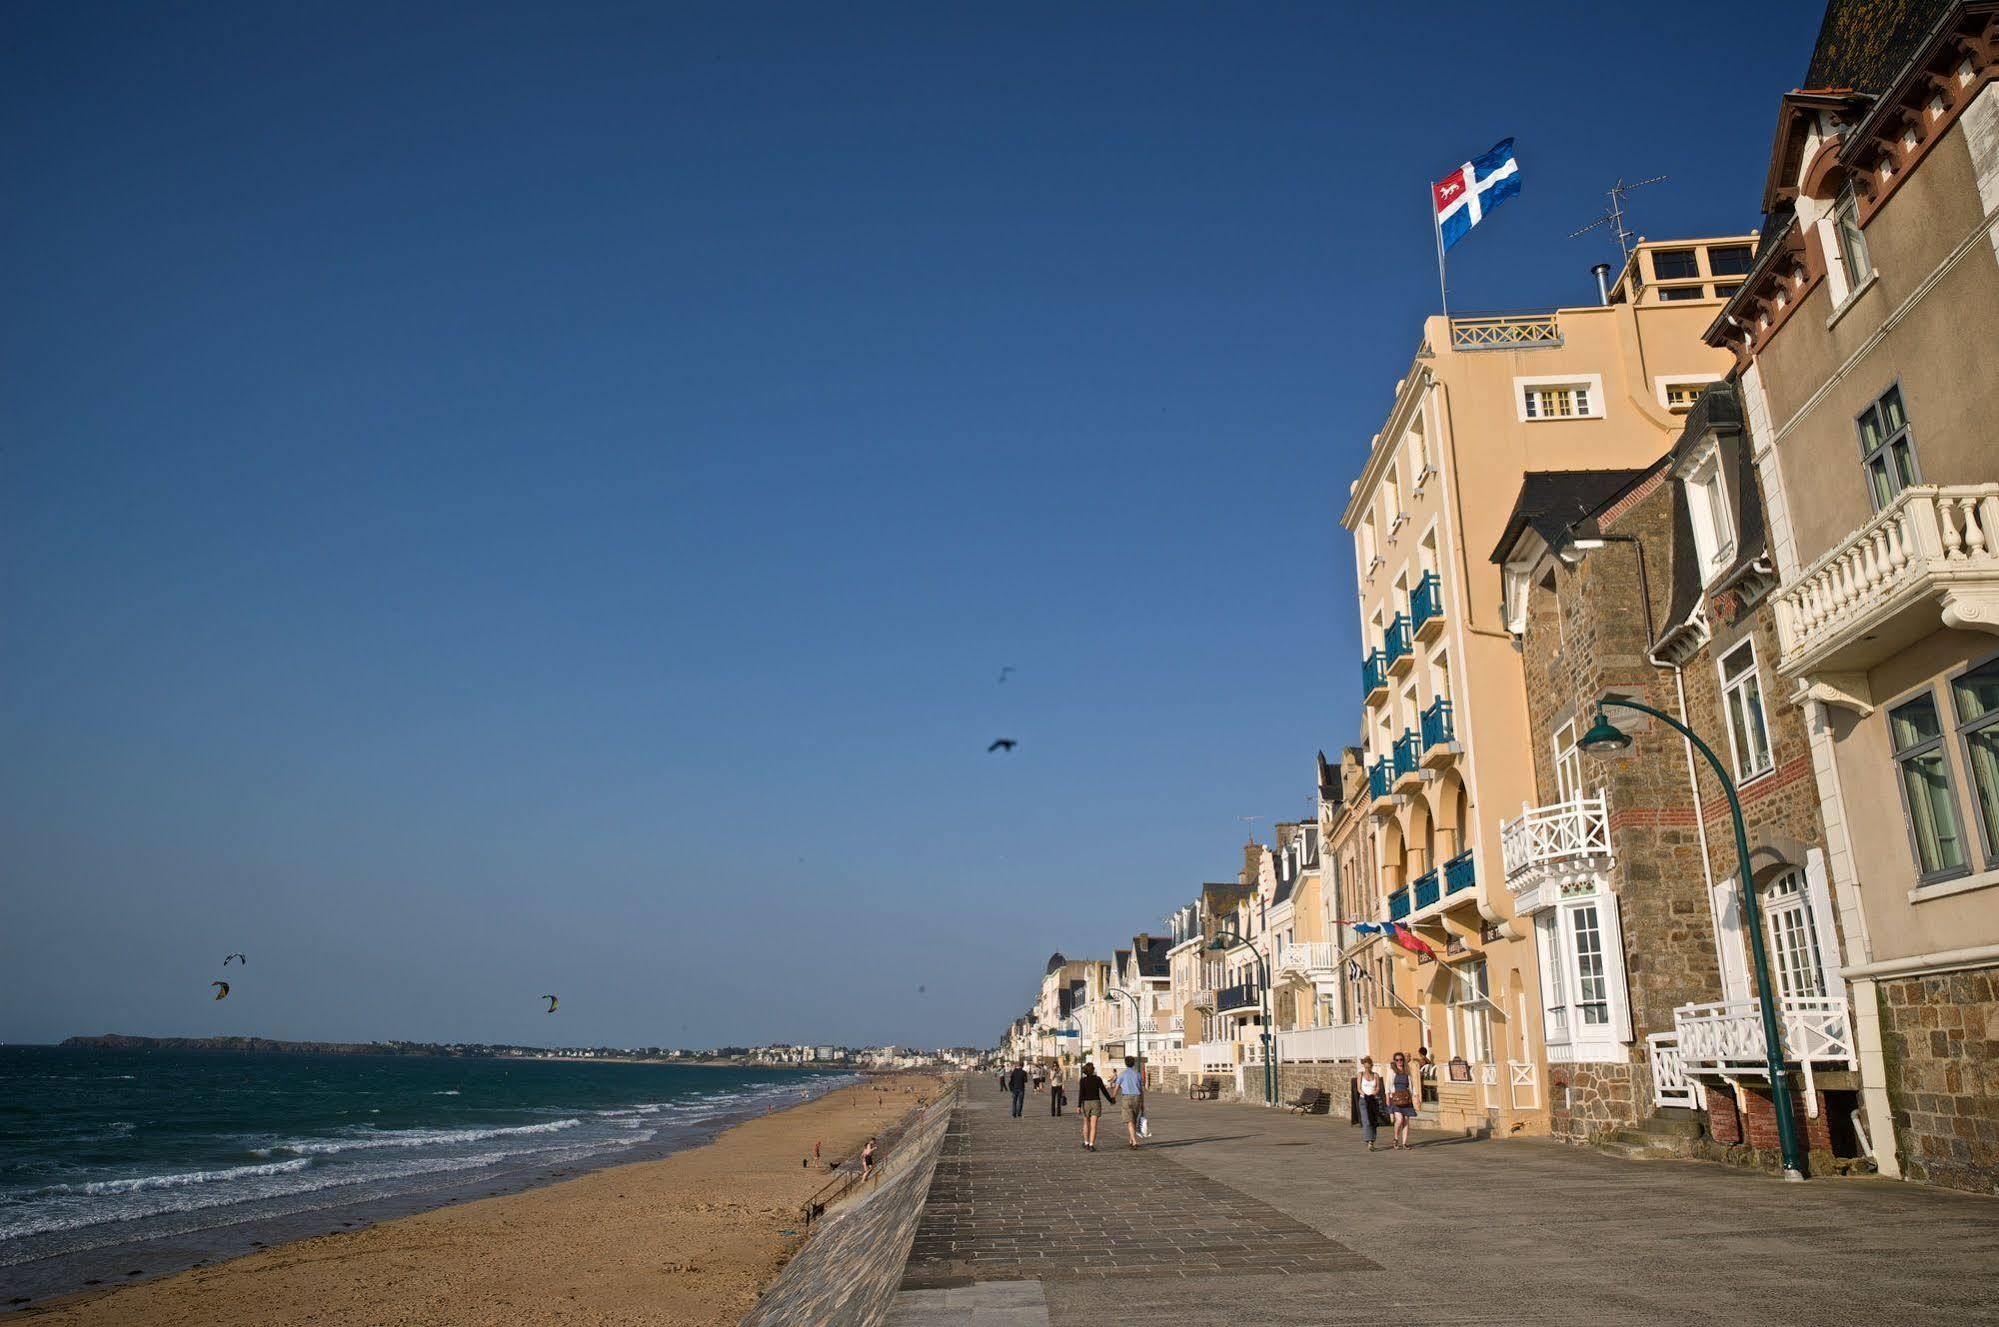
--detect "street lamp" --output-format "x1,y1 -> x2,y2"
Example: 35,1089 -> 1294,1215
1209,928 -> 1275,1105
1581,695 -> 1806,1181
1103,987 -> 1144,1083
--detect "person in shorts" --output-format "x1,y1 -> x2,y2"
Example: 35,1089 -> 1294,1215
1113,1056 -> 1146,1148
1075,1061 -> 1111,1150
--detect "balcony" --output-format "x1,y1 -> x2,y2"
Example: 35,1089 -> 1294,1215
1774,485 -> 1999,709
1195,1040 -> 1240,1073
1388,887 -> 1411,921
1392,730 -> 1422,790
1275,941 -> 1339,978
1362,649 -> 1388,704
1368,757 -> 1394,806
1443,850 -> 1475,896
1276,1023 -> 1368,1063
1384,614 -> 1413,677
1412,868 -> 1440,911
1449,311 -> 1562,352
1500,793 -> 1611,914
1420,697 -> 1457,768
1216,982 -> 1261,1014
1410,571 -> 1445,641
1673,996 -> 1854,1104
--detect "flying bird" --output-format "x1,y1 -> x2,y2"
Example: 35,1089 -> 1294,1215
997,666 -> 1015,684
223,953 -> 246,966
211,981 -> 230,1000
543,995 -> 559,1014
987,739 -> 1016,753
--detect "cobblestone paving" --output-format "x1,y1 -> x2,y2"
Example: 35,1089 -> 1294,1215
889,1085 -> 1999,1327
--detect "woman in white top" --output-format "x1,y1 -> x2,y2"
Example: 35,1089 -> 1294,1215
1350,1056 -> 1389,1152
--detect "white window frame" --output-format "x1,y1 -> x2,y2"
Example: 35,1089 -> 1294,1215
1718,638 -> 1775,782
1655,373 -> 1721,414
1552,719 -> 1583,803
1514,373 -> 1606,423
1683,440 -> 1736,583
1532,885 -> 1631,1063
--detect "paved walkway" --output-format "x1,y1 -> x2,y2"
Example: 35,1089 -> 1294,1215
887,1085 -> 1999,1326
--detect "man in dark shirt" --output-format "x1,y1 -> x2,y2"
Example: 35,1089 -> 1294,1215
1007,1062 -> 1028,1117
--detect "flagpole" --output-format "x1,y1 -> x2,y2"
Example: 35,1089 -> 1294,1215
1432,187 -> 1450,322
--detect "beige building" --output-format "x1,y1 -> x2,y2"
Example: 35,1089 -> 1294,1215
1707,0 -> 1999,1192
1340,241 -> 1748,1134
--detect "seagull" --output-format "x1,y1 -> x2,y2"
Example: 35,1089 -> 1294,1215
211,981 -> 230,1001
987,739 -> 1016,753
997,666 -> 1015,684
223,953 -> 246,966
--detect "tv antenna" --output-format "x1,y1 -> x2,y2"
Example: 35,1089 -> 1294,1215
1569,176 -> 1668,262
1238,814 -> 1264,843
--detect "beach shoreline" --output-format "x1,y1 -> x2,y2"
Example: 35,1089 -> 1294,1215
8,1072 -> 943,1325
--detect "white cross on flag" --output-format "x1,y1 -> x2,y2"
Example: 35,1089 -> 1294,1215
1433,138 -> 1521,252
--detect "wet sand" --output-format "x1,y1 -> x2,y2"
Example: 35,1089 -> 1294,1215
18,1074 -> 942,1327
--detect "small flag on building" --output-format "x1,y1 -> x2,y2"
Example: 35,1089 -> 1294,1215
1432,137 -> 1521,252
1390,923 -> 1439,960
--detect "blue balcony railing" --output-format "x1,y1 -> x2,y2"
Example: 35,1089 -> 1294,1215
1421,697 -> 1455,750
1384,614 -> 1411,668
1368,757 -> 1392,801
1217,981 -> 1261,1013
1410,571 -> 1442,634
1413,869 -> 1440,910
1362,649 -> 1387,696
1389,888 -> 1411,921
1393,730 -> 1420,779
1444,850 -> 1476,895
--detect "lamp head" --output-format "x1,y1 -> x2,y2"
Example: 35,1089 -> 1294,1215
1579,710 -> 1632,753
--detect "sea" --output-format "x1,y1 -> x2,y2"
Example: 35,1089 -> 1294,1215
0,1046 -> 850,1308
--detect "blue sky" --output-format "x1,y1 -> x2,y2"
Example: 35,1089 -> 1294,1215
1,1 -> 1821,1049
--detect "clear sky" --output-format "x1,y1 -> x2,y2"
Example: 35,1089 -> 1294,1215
2,1 -> 1823,1050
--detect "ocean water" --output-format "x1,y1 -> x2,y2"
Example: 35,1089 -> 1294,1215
0,1047 -> 846,1299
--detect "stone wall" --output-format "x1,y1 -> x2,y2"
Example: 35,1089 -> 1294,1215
1275,1060 -> 1360,1116
1878,968 -> 1999,1194
1548,1062 -> 1636,1144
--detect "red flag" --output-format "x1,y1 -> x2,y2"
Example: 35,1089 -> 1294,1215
1390,923 -> 1438,959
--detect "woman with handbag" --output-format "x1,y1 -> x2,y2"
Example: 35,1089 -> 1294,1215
1387,1050 -> 1418,1149
1349,1056 -> 1389,1152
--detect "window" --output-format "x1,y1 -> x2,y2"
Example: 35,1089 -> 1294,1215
1653,248 -> 1700,280
1570,905 -> 1610,1024
1857,385 -> 1919,511
1891,691 -> 1968,880
1659,286 -> 1705,301
1523,384 -> 1591,419
1533,892 -> 1630,1059
1713,283 -> 1742,299
1685,446 -> 1735,579
1663,381 -> 1707,413
1720,641 -> 1774,780
1952,658 -> 1999,866
1762,870 -> 1826,999
1834,184 -> 1873,286
1552,719 -> 1582,802
1452,959 -> 1492,1064
1708,244 -> 1755,276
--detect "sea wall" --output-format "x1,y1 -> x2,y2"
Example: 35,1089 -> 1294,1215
739,1083 -> 958,1327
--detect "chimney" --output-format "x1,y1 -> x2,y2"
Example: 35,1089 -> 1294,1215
1592,262 -> 1613,305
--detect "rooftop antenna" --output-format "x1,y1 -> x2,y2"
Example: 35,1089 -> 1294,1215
1238,815 -> 1264,844
1569,175 -> 1668,264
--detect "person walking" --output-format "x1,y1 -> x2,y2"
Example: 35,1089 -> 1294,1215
1350,1055 -> 1389,1152
1113,1056 -> 1146,1148
1048,1072 -> 1066,1117
1007,1062 -> 1028,1118
1387,1051 -> 1418,1149
1075,1061 -> 1112,1150
860,1136 -> 877,1179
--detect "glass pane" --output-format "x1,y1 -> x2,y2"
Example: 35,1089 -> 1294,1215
1965,724 -> 1999,862
1890,438 -> 1919,490
1653,249 -> 1699,279
1722,643 -> 1752,682
1571,905 -> 1608,1024
1891,695 -> 1943,751
1858,406 -> 1882,453
1709,245 -> 1754,276
1954,661 -> 1999,724
1901,749 -> 1967,874
1766,889 -> 1825,1000
1739,671 -> 1771,773
1868,458 -> 1895,510
1881,386 -> 1906,432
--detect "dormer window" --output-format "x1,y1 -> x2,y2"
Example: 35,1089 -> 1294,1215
1684,442 -> 1735,582
1834,184 -> 1873,285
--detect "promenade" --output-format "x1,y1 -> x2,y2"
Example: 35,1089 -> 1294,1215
886,1085 -> 1999,1326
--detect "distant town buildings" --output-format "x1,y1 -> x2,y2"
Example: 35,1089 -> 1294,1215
1000,0 -> 1999,1197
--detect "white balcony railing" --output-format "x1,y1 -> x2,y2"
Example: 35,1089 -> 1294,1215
1673,995 -> 1854,1111
1500,793 -> 1611,913
1276,941 -> 1340,977
1775,484 -> 1999,680
1647,1032 -> 1697,1109
1449,312 -> 1562,351
1276,1023 -> 1367,1063
1195,1041 -> 1240,1073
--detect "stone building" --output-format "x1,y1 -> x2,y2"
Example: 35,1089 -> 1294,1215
1705,0 -> 1999,1193
1493,383 -> 1864,1176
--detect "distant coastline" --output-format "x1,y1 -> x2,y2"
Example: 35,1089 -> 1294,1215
56,1034 -> 815,1067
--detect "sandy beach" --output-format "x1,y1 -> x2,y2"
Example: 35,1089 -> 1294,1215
18,1073 -> 943,1327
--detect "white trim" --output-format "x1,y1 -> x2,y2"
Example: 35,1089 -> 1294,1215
1825,271 -> 1880,330
1843,940 -> 1999,981
1655,372 -> 1722,413
1907,863 -> 1999,904
1514,372 -> 1606,423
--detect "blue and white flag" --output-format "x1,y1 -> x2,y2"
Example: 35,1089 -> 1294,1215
1432,138 -> 1521,252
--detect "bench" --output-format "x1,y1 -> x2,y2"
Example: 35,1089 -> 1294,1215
1286,1088 -> 1332,1115
1189,1077 -> 1223,1100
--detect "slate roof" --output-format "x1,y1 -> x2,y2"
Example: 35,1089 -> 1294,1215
1133,936 -> 1171,978
1489,470 -> 1653,565
1804,0 -> 1952,93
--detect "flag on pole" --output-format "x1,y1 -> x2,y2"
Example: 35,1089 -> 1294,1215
1389,923 -> 1439,960
1432,137 -> 1521,252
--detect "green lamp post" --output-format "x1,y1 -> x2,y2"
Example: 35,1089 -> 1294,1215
1103,987 -> 1144,1082
1209,928 -> 1275,1105
1579,694 -> 1806,1181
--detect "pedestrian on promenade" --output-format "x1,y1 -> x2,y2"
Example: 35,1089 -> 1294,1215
1351,1055 -> 1389,1152
861,1136 -> 877,1179
1076,1061 -> 1112,1150
1049,1072 -> 1066,1117
1113,1056 -> 1146,1148
1008,1062 -> 1028,1117
1387,1051 -> 1418,1149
